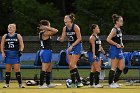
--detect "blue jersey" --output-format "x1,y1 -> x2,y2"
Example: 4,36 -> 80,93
5,33 -> 19,51
4,33 -> 20,64
66,24 -> 79,44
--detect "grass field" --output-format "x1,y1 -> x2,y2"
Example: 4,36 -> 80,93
1,61 -> 140,93
1,61 -> 139,80
3,69 -> 140,80
0,82 -> 140,93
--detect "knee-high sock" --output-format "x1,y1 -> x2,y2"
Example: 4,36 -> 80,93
5,72 -> 11,84
89,72 -> 95,85
70,69 -> 76,84
74,68 -> 81,83
108,70 -> 115,84
15,72 -> 22,84
40,71 -> 45,86
46,72 -> 51,85
114,68 -> 122,83
94,71 -> 100,85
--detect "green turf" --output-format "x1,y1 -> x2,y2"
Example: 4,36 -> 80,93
2,69 -> 139,80
1,61 -> 140,80
0,82 -> 140,93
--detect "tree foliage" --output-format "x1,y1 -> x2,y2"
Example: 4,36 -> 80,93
0,0 -> 140,35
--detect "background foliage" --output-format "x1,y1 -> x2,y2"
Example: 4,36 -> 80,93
0,0 -> 140,35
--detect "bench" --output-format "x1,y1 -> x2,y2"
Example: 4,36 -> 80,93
0,65 -> 140,81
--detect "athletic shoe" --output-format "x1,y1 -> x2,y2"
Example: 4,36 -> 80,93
113,83 -> 120,88
77,82 -> 83,87
38,85 -> 48,88
47,84 -> 56,88
94,84 -> 103,88
109,83 -> 118,88
3,84 -> 9,88
19,84 -> 25,88
66,83 -> 77,88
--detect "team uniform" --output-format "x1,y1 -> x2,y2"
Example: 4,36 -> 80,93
108,27 -> 124,59
66,24 -> 82,55
3,33 -> 25,88
88,35 -> 101,62
88,34 -> 103,88
4,33 -> 20,64
39,32 -> 52,63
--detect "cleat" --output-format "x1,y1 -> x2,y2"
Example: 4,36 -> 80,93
19,84 -> 25,88
38,85 -> 48,88
77,82 -> 83,87
94,84 -> 103,88
113,83 -> 120,88
47,84 -> 56,88
3,84 -> 9,88
109,83 -> 119,88
66,83 -> 77,88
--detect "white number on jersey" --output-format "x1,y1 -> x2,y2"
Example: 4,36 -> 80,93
8,42 -> 14,48
68,36 -> 74,41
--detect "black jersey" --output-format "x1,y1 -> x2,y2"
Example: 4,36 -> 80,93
5,33 -> 19,51
89,35 -> 101,57
66,24 -> 78,44
39,32 -> 52,50
112,27 -> 123,45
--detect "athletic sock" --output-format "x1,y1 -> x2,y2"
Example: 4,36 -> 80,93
114,68 -> 122,83
5,72 -> 11,84
46,72 -> 51,85
15,72 -> 22,84
94,71 -> 100,85
108,70 -> 115,84
70,69 -> 75,84
89,72 -> 95,85
40,71 -> 45,86
74,68 -> 81,83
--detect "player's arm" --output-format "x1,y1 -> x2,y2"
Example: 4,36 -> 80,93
58,26 -> 66,42
1,34 -> 7,59
90,36 -> 96,58
42,26 -> 58,36
100,46 -> 106,55
17,34 -> 24,51
70,24 -> 82,47
1,34 -> 7,53
107,28 -> 117,45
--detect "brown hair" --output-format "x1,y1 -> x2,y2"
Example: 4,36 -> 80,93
39,20 -> 50,26
112,14 -> 122,24
69,13 -> 75,22
90,24 -> 98,32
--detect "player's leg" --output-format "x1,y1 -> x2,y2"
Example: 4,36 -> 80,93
113,50 -> 124,87
108,58 -> 119,88
114,58 -> 124,83
3,64 -> 12,88
14,63 -> 25,88
93,61 -> 103,88
71,54 -> 83,87
89,64 -> 95,87
39,49 -> 52,88
39,63 -> 48,88
45,63 -> 56,88
67,54 -> 77,88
